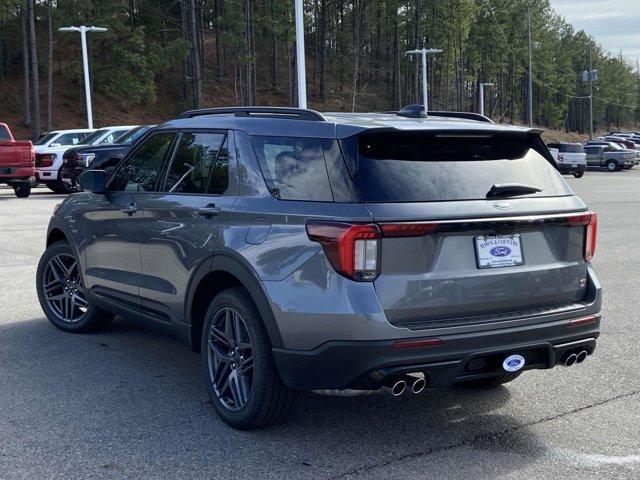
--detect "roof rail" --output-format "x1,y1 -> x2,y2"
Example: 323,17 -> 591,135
396,104 -> 494,123
178,106 -> 326,121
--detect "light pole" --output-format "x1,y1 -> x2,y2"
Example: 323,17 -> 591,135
479,82 -> 494,116
405,48 -> 442,114
59,26 -> 107,129
293,0 -> 307,109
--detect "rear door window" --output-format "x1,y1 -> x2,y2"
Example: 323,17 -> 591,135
251,136 -> 333,201
559,144 -> 584,153
343,131 -> 572,203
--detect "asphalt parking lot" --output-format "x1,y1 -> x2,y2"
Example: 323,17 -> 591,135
0,170 -> 639,480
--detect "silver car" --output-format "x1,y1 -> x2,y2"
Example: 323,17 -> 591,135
36,106 -> 602,430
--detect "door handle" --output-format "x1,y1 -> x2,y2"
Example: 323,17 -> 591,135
121,203 -> 138,215
195,204 -> 221,218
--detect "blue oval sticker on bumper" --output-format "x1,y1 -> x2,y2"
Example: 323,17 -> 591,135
502,354 -> 526,372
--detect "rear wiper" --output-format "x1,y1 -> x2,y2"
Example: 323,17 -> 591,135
486,183 -> 542,198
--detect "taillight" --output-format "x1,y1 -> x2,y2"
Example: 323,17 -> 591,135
36,153 -> 55,167
568,212 -> 597,261
306,222 -> 381,281
379,222 -> 438,237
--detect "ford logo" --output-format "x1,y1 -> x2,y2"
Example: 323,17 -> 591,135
502,354 -> 525,372
493,202 -> 513,210
490,246 -> 511,257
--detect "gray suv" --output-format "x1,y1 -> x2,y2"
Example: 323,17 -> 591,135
36,106 -> 602,430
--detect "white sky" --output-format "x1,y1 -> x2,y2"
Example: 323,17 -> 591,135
550,0 -> 640,63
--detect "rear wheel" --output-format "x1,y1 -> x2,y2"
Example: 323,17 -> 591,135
606,160 -> 618,172
13,183 -> 31,198
573,171 -> 584,178
201,287 -> 294,430
456,371 -> 522,388
36,241 -> 113,333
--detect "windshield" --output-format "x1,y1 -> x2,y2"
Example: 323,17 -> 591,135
80,129 -> 110,145
608,142 -> 624,151
34,133 -> 58,146
115,126 -> 151,144
341,131 -> 572,202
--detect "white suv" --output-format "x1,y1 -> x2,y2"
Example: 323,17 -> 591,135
34,126 -> 135,193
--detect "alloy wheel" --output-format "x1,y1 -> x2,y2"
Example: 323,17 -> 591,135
206,307 -> 254,411
42,253 -> 90,323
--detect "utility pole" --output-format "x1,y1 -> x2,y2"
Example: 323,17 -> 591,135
527,9 -> 533,127
479,82 -> 494,116
405,48 -> 442,114
58,26 -> 108,129
589,44 -> 594,139
294,0 -> 307,109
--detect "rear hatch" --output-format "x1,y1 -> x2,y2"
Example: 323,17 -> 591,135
341,129 -> 592,329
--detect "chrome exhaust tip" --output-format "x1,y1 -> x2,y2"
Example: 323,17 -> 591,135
411,377 -> 427,394
564,353 -> 578,367
381,379 -> 407,397
576,350 -> 588,364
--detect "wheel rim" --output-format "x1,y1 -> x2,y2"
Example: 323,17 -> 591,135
206,307 -> 254,411
608,162 -> 616,171
42,253 -> 90,323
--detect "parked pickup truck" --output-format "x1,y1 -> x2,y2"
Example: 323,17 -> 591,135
583,144 -> 636,171
547,142 -> 587,178
0,122 -> 35,197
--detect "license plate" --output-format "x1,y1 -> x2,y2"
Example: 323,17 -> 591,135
571,164 -> 577,168
474,234 -> 524,269
0,167 -> 11,174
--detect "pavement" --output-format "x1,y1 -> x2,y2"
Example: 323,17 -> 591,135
0,170 -> 638,480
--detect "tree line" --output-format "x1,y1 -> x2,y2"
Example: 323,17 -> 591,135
1,0 -> 639,139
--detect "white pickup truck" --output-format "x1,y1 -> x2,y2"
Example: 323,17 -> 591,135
546,142 -> 587,178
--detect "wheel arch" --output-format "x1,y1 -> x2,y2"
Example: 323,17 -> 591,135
187,253 -> 284,353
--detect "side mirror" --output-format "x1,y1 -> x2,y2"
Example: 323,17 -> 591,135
79,169 -> 108,193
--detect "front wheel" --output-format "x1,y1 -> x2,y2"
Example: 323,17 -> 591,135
606,160 -> 618,172
201,287 -> 294,430
13,183 -> 31,198
36,241 -> 113,332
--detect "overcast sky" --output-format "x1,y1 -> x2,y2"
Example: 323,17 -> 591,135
550,0 -> 640,63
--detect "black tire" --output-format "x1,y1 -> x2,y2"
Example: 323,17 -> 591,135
606,160 -> 618,172
201,287 -> 294,430
573,171 -> 584,178
36,240 -> 114,333
456,371 -> 522,388
51,181 -> 75,194
13,183 -> 31,198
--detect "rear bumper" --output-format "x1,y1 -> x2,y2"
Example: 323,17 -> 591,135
0,165 -> 35,182
557,163 -> 586,174
273,315 -> 600,390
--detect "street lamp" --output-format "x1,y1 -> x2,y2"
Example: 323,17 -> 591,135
405,48 -> 442,114
58,26 -> 108,129
479,82 -> 494,116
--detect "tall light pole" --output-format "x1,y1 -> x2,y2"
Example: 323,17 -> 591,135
293,0 -> 307,109
59,26 -> 107,129
479,82 -> 494,116
527,10 -> 534,127
589,44 -> 594,139
405,48 -> 442,114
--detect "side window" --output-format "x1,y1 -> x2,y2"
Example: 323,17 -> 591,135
252,136 -> 333,201
110,133 -> 175,192
101,130 -> 129,144
56,133 -> 83,145
163,132 -> 227,194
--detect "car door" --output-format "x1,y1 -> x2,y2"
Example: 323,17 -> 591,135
138,129 -> 237,325
83,131 -> 177,318
584,146 -> 598,166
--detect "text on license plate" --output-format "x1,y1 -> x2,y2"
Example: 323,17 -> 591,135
475,234 -> 524,269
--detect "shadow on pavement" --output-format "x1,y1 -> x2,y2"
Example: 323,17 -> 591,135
0,317 -> 545,479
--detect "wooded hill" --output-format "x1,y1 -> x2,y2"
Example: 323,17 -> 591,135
1,0 -> 639,140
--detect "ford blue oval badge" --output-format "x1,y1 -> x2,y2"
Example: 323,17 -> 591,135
502,354 -> 525,372
490,246 -> 512,257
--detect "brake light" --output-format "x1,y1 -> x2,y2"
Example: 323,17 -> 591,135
379,222 -> 438,237
306,222 -> 380,281
568,212 -> 597,261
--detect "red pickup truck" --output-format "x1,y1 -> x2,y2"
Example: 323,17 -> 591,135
0,122 -> 35,197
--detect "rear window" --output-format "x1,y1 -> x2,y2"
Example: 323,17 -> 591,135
559,144 -> 584,153
251,136 -> 333,201
0,125 -> 10,141
342,131 -> 572,203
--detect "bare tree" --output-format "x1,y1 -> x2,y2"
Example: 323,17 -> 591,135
21,5 -> 30,128
27,0 -> 39,139
189,0 -> 202,108
46,0 -> 53,132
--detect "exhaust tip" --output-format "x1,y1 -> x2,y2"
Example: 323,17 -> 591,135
576,350 -> 588,364
411,377 -> 427,394
564,353 -> 578,367
391,380 -> 407,396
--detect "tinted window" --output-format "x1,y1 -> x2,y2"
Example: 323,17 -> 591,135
0,125 -> 11,141
55,132 -> 87,146
584,147 -> 598,154
559,144 -> 584,153
110,133 -> 175,192
100,129 -> 130,144
252,136 -> 333,201
164,132 -> 226,194
35,132 -> 57,145
81,129 -> 110,144
115,126 -> 151,145
344,131 -> 572,202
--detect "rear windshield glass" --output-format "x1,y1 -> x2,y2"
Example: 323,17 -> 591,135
342,131 -> 572,203
251,136 -> 333,201
559,144 -> 584,153
0,125 -> 10,141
